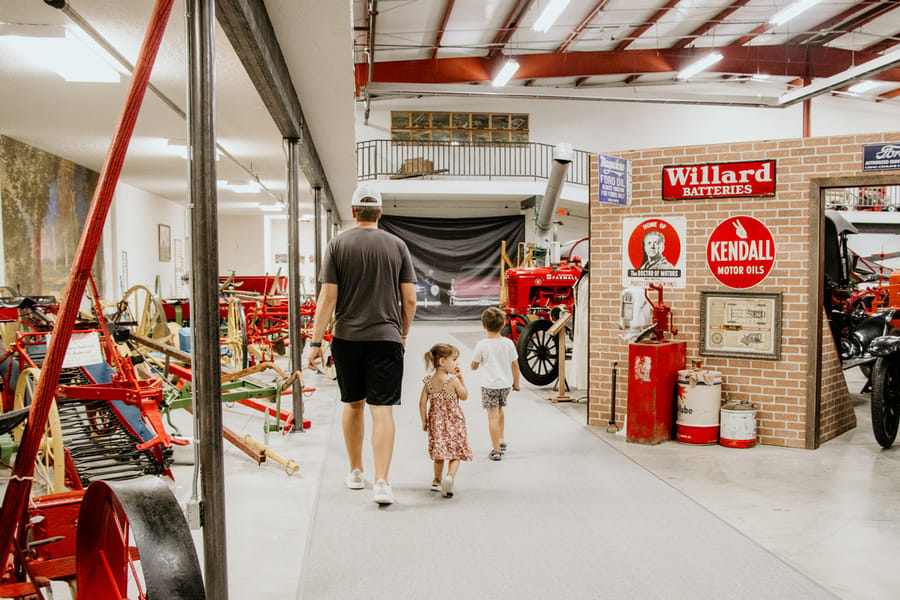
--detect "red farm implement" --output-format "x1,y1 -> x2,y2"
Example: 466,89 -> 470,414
0,2 -> 206,597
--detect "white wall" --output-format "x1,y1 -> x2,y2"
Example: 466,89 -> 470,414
218,214 -> 266,276
109,182 -> 186,301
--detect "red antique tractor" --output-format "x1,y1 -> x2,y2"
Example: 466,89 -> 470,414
500,239 -> 585,386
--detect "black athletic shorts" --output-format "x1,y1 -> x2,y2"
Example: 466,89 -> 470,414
330,338 -> 405,406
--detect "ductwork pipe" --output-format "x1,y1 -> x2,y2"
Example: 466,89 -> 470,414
535,142 -> 573,243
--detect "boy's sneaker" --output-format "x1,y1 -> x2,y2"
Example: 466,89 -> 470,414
345,469 -> 365,490
489,450 -> 502,461
372,480 -> 395,505
441,475 -> 454,498
500,442 -> 508,454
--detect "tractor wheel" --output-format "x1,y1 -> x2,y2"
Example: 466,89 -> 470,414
870,356 -> 900,449
516,319 -> 558,386
76,476 -> 205,599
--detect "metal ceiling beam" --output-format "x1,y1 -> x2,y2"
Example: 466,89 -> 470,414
671,0 -> 752,50
614,0 -> 682,52
359,44 -> 898,84
801,0 -> 900,47
432,0 -> 455,60
787,1 -> 879,45
214,0 -> 338,218
864,30 -> 900,54
556,0 -> 612,53
486,0 -> 535,58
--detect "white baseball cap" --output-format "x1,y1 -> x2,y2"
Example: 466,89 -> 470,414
351,183 -> 382,207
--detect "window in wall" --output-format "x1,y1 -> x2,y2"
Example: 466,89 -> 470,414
391,111 -> 529,143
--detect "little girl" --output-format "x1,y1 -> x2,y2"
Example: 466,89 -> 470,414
419,343 -> 473,498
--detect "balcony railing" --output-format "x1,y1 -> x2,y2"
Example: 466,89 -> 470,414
357,140 -> 591,186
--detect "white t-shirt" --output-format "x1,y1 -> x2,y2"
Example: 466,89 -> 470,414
471,337 -> 518,389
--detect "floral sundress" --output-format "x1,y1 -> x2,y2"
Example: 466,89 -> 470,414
424,375 -> 473,461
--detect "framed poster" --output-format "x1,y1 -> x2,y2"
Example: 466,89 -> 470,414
158,224 -> 171,262
699,290 -> 782,360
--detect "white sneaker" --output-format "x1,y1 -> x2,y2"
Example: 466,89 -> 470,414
441,475 -> 454,498
372,480 -> 395,505
345,469 -> 365,490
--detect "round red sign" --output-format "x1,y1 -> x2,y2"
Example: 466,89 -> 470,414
706,216 -> 775,288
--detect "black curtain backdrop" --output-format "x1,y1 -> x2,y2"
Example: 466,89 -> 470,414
380,214 -> 525,320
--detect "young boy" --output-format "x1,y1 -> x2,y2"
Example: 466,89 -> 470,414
470,307 -> 520,461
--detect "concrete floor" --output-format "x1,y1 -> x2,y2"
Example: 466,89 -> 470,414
21,321 -> 900,599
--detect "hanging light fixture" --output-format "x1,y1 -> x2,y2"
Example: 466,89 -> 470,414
492,59 -> 520,87
769,0 -> 824,27
532,0 -> 570,33
676,52 -> 724,80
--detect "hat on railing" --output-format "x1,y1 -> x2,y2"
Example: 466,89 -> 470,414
351,183 -> 382,207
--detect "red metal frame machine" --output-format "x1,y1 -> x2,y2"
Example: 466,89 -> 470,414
626,284 -> 686,444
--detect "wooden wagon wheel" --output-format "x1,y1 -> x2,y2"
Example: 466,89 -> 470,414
10,367 -> 66,495
116,285 -> 170,340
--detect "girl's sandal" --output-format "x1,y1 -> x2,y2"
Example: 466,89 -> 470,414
489,450 -> 502,461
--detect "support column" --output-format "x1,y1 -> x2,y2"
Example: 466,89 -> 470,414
286,138 -> 305,432
187,0 -> 228,597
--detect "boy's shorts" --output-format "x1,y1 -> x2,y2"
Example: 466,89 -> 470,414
481,387 -> 510,410
331,338 -> 404,406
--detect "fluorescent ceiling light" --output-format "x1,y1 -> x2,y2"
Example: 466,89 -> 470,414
778,47 -> 900,105
0,25 -> 123,82
847,80 -> 884,95
676,52 -> 724,80
769,0 -> 824,27
492,59 -> 520,87
751,74 -> 771,82
258,203 -> 284,212
532,0 -> 570,33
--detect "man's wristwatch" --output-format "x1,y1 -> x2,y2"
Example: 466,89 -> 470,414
310,342 -> 322,347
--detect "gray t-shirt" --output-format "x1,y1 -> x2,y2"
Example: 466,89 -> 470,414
320,227 -> 416,343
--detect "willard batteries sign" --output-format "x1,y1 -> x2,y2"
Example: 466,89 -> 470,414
663,160 -> 775,200
706,216 -> 775,289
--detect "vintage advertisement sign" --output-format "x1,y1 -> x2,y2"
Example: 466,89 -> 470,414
597,153 -> 629,205
862,142 -> 900,172
622,216 -> 687,288
663,160 -> 775,200
706,216 -> 775,289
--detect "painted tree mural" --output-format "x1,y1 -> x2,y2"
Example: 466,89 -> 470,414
0,136 -> 102,297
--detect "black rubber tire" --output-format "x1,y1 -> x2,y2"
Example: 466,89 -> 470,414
870,356 -> 900,449
516,319 -> 558,386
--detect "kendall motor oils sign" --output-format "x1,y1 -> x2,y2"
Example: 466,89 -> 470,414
663,160 -> 775,201
706,216 -> 775,289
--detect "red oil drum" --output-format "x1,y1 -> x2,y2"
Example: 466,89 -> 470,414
676,369 -> 722,444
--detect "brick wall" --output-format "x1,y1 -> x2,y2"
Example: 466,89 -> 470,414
588,132 -> 897,448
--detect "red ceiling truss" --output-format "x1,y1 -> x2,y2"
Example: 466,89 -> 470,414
354,0 -> 900,104
356,45 -> 900,89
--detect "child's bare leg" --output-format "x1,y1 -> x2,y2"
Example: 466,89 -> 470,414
447,459 -> 460,479
433,459 -> 444,483
487,407 -> 502,451
498,406 -> 505,446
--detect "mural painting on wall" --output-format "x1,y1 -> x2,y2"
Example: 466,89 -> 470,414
622,216 -> 687,288
0,136 -> 103,297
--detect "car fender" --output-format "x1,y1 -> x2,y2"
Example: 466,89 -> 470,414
868,335 -> 900,357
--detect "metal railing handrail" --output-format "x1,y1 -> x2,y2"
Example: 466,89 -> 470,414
356,140 -> 592,186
